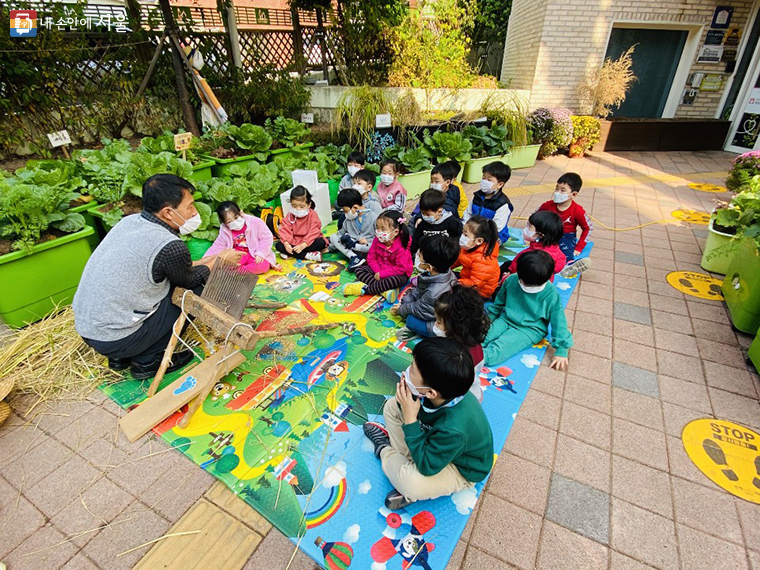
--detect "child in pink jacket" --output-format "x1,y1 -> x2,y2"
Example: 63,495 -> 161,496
342,210 -> 413,302
376,159 -> 407,212
275,186 -> 327,262
205,201 -> 278,273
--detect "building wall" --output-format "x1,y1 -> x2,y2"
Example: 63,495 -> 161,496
501,0 -> 756,118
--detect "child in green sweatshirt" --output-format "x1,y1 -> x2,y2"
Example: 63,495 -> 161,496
485,249 -> 573,369
363,337 -> 494,510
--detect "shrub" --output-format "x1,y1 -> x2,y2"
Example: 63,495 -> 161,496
578,46 -> 637,118
569,116 -> 601,157
333,86 -> 393,154
727,150 -> 760,192
529,108 -> 573,158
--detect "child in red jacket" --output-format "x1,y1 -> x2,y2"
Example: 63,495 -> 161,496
343,210 -> 413,302
506,210 -> 566,281
276,186 -> 326,261
454,215 -> 500,297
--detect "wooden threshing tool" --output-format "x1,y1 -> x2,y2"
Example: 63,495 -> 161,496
119,258 -> 337,442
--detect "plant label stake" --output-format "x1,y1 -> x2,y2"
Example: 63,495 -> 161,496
174,132 -> 193,161
301,113 -> 314,124
375,114 -> 392,128
47,129 -> 71,159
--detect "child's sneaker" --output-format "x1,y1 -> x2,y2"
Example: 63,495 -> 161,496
347,256 -> 365,272
383,288 -> 398,303
363,422 -> 390,458
396,327 -> 416,341
279,252 -> 290,260
342,282 -> 365,296
385,489 -> 412,511
559,257 -> 592,279
305,251 -> 322,262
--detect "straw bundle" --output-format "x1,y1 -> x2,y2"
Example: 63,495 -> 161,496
0,307 -> 120,418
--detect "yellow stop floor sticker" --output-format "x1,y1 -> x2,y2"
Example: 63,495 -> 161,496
671,209 -> 710,224
683,419 -> 760,503
666,271 -> 724,300
688,182 -> 728,193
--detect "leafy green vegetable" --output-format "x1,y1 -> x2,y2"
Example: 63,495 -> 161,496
138,132 -> 204,165
422,129 -> 472,163
383,145 -> 432,173
123,152 -> 194,198
13,160 -> 86,198
715,177 -> 760,250
73,139 -> 133,204
217,160 -> 283,205
313,143 -> 354,170
222,124 -> 273,159
462,125 -> 513,158
265,117 -> 310,148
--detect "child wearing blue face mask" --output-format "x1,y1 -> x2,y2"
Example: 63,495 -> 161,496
362,337 -> 494,510
463,161 -> 513,244
329,188 -> 379,272
410,189 -> 462,256
484,249 -> 573,369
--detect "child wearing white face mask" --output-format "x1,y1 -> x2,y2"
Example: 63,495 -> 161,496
275,186 -> 326,261
504,210 -> 566,282
463,161 -> 514,243
484,249 -> 572,369
339,151 -> 366,191
453,215 -> 500,298
376,159 -> 407,212
204,200 -> 279,273
410,189 -> 462,256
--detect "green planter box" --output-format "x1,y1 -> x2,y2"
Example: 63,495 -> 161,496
267,142 -> 314,164
0,226 -> 96,328
186,237 -> 214,261
722,237 -> 760,334
463,153 -> 512,183
88,203 -> 117,234
398,169 -> 433,201
748,325 -> 760,371
504,144 -> 541,169
70,200 -> 101,249
189,160 -> 215,182
701,218 -> 736,275
327,178 -> 340,205
206,153 -> 266,177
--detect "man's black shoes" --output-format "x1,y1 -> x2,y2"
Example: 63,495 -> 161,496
130,350 -> 196,380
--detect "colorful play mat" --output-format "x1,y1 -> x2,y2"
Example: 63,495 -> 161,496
101,229 -> 592,570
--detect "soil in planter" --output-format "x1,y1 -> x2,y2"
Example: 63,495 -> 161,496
0,228 -> 68,256
713,222 -> 738,235
100,195 -> 143,216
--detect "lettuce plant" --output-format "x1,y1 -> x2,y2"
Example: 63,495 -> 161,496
265,117 -> 310,148
422,129 -> 472,163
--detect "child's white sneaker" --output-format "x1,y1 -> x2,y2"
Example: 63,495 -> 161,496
305,251 -> 322,262
560,257 -> 591,279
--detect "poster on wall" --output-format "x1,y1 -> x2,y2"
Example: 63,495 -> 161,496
700,74 -> 723,91
724,28 -> 741,45
697,45 -> 724,63
722,48 -> 738,62
711,6 -> 734,29
705,30 -> 725,45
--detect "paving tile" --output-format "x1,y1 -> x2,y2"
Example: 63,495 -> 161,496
672,477 -> 743,544
580,281 -> 615,301
580,296 -> 614,317
531,365 -> 566,397
616,274 -> 648,293
613,320 -> 655,347
460,546 -> 519,570
0,474 -> 18,510
583,269 -> 614,286
662,402 -> 707,438
695,336 -> 746,366
504,417 -> 557,468
553,433 -> 611,492
644,246 -> 674,260
573,311 -> 614,336
204,481 -> 273,536
612,362 -> 659,398
54,405 -> 119,451
677,524 -> 749,570
140,460 -> 215,521
25,454 -> 101,519
564,374 -> 611,414
4,523 -> 78,570
614,302 -> 652,325
610,551 -> 657,569
651,309 -> 694,333
106,439 -> 182,497
545,473 -> 609,544
691,318 -> 738,344
0,422 -> 46,465
735,499 -> 760,553
613,340 -> 658,372
615,262 -> 646,277
610,498 -> 678,569
611,455 -> 672,518
445,540 -> 467,570
703,361 -> 758,398
61,553 -> 101,570
34,400 -> 98,436
750,550 -> 760,570
653,328 -> 700,357
560,401 -> 611,450
537,520 -> 609,569
0,495 -> 46,558
517,389 -> 562,431
2,435 -> 75,490
656,350 -> 704,383
614,288 -> 651,308
612,418 -> 668,471
568,351 -> 612,384
658,375 -> 712,413
648,292 -> 689,314
488,452 -> 551,514
708,388 -> 760,431
612,388 -> 663,430
470,493 -> 541,569
460,497 -> 480,542
687,301 -> 731,324
573,329 -> 613,359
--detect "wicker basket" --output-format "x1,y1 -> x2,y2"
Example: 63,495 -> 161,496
0,401 -> 10,428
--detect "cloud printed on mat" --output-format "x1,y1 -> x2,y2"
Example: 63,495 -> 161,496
343,524 -> 360,544
451,487 -> 478,515
556,281 -> 571,291
322,461 -> 347,488
520,354 -> 541,368
358,480 -> 372,494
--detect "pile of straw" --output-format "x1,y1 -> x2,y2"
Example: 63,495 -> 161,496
0,307 -> 120,418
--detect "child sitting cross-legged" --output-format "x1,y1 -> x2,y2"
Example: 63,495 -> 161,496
275,185 -> 327,262
377,159 -> 407,212
329,188 -> 379,272
464,161 -> 514,243
433,285 -> 490,402
363,337 -> 494,510
484,249 -> 573,368
410,188 -> 462,257
454,215 -> 500,298
391,235 -> 459,340
342,210 -> 413,302
340,150 -> 365,191
503,210 -> 566,281
352,169 -> 383,216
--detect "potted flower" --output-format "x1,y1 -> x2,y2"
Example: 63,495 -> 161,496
716,177 -> 760,333
137,132 -> 215,182
199,123 -> 273,177
0,174 -> 95,328
528,108 -> 574,159
462,125 -> 514,183
569,116 -> 601,158
701,202 -> 737,275
384,145 -> 433,200
726,150 -> 760,193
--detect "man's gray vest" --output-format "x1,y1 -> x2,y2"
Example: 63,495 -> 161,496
73,214 -> 181,342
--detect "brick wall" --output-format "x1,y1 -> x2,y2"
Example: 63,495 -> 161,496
501,0 -> 756,119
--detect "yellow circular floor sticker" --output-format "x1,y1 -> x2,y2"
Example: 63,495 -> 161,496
671,209 -> 710,224
683,419 -> 760,503
688,182 -> 728,193
666,271 -> 724,300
